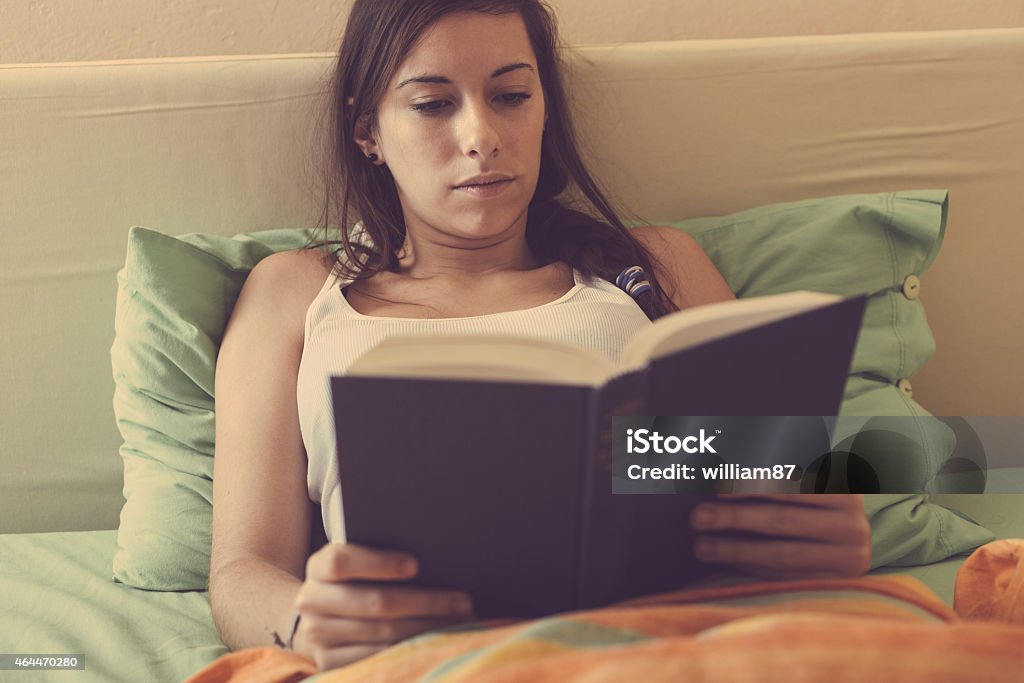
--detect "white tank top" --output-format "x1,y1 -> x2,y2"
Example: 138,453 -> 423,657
296,265 -> 653,542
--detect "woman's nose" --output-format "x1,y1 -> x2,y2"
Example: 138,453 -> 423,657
458,101 -> 501,159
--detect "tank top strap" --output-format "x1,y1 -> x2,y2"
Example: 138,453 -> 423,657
303,257 -> 355,337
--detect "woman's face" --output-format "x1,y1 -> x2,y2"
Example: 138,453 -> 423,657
365,11 -> 547,247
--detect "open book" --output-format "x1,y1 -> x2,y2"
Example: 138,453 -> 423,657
331,291 -> 866,618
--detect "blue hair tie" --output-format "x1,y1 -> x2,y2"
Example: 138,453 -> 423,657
615,265 -> 651,298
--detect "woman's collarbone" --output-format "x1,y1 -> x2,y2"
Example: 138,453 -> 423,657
348,266 -> 573,318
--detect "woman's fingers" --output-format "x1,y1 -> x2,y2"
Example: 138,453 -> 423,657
302,543 -> 474,620
306,542 -> 418,582
689,493 -> 872,578
693,533 -> 871,578
296,580 -> 475,620
690,494 -> 867,541
300,614 -> 464,647
294,542 -> 477,668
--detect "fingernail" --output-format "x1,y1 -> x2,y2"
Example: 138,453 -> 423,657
692,505 -> 716,529
401,558 -> 418,576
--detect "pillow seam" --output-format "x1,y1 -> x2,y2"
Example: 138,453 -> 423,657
888,379 -> 935,494
880,193 -> 908,380
933,499 -> 955,555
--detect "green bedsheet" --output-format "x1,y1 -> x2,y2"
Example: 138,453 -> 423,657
0,530 -> 226,682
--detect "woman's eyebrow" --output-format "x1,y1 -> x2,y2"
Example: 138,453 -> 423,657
396,63 -> 534,89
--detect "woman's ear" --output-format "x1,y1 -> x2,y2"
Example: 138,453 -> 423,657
353,113 -> 384,164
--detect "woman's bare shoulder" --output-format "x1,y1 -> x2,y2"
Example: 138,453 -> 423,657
631,225 -> 735,310
248,248 -> 336,295
630,224 -> 704,259
229,248 -> 337,334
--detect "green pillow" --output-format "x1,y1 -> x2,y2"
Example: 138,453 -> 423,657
673,189 -> 994,568
110,190 -> 991,591
111,227 -> 314,590
679,188 -> 943,385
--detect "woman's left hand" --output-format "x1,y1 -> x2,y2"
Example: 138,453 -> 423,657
689,493 -> 872,580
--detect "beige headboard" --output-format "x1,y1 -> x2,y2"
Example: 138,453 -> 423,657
569,29 -> 1024,417
2,28 -> 1022,532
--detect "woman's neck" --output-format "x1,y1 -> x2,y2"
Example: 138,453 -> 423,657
397,226 -> 542,280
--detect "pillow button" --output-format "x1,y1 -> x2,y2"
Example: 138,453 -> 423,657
897,378 -> 913,397
902,274 -> 921,300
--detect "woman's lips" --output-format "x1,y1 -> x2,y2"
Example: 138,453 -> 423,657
453,178 -> 514,198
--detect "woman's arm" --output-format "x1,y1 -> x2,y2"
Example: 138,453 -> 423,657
209,249 -> 476,668
209,249 -> 330,650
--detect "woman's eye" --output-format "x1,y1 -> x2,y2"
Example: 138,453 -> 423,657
411,100 -> 450,115
497,92 -> 531,106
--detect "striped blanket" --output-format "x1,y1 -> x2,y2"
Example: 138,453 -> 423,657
186,539 -> 1024,683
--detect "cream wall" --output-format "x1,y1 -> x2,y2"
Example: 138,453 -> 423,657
4,0 -> 1024,64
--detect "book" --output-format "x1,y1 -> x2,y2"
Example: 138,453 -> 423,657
331,291 -> 867,618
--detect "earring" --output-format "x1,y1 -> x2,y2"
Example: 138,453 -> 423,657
366,153 -> 378,162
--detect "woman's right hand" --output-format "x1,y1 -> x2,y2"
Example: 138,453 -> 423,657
292,542 -> 476,670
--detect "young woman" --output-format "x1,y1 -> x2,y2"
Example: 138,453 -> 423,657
209,0 -> 871,671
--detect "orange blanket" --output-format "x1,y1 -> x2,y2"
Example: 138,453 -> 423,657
186,539 -> 1024,683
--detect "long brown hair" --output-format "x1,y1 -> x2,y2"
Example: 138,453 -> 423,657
310,0 -> 676,320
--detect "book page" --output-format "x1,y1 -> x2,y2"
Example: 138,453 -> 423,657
620,291 -> 842,369
346,334 -> 619,386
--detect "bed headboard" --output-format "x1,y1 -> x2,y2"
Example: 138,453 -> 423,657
2,28 -> 1022,532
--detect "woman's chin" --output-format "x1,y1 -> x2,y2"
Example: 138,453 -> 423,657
442,210 -> 528,240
